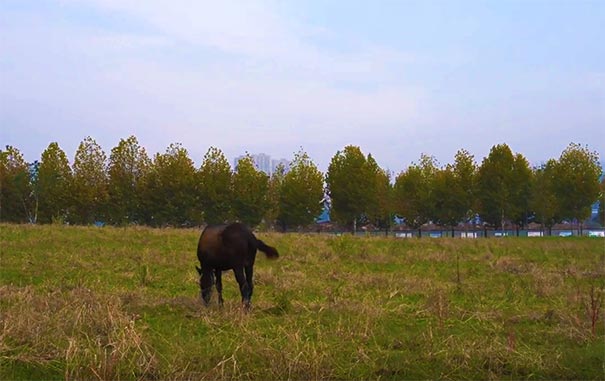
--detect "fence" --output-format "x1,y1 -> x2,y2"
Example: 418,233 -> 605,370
334,228 -> 605,238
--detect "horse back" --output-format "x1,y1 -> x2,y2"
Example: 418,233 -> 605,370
197,224 -> 227,262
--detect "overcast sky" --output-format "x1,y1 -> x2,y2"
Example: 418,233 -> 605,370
1,0 -> 604,172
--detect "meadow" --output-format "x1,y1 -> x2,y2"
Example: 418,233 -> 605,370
0,224 -> 603,380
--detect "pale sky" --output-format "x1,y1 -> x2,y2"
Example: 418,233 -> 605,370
1,0 -> 604,172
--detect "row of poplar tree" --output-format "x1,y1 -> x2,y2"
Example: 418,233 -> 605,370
1,136 -> 603,232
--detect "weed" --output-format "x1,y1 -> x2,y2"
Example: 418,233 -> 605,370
585,283 -> 604,336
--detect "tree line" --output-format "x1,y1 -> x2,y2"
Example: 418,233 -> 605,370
1,137 -> 603,233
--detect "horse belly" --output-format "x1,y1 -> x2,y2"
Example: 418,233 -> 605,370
201,250 -> 237,270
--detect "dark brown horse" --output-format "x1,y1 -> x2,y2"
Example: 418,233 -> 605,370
196,223 -> 279,308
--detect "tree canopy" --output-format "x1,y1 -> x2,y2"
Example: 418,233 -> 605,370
70,137 -> 108,224
326,146 -> 376,230
198,147 -> 233,225
394,154 -> 438,232
553,143 -> 601,227
37,142 -> 72,224
232,155 -> 269,227
107,136 -> 150,225
277,149 -> 324,230
1,137 -> 602,234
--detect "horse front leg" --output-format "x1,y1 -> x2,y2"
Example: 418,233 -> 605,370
214,269 -> 224,306
200,268 -> 214,306
233,267 -> 252,309
245,265 -> 254,300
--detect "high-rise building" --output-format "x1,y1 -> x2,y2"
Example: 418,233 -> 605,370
271,158 -> 290,174
254,153 -> 272,175
233,153 -> 290,176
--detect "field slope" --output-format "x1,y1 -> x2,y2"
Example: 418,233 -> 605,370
1,224 -> 604,380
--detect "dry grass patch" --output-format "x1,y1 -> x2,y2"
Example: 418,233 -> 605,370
0,285 -> 157,380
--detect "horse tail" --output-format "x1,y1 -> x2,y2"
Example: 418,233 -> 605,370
256,239 -> 279,259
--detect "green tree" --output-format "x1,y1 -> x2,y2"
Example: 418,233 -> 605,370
37,142 -> 72,224
278,149 -> 324,231
107,136 -> 151,225
599,175 -> 605,227
432,164 -> 465,235
366,155 -> 393,234
232,155 -> 269,227
393,154 -> 438,236
198,147 -> 233,225
530,160 -> 560,235
553,143 -> 601,233
326,146 -> 375,232
70,137 -> 108,224
510,153 -> 533,234
265,163 -> 286,228
452,149 -> 477,223
476,144 -> 519,231
0,145 -> 32,223
141,143 -> 199,227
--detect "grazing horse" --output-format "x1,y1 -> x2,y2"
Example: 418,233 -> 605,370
196,223 -> 279,308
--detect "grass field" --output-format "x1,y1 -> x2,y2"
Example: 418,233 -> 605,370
1,224 -> 604,380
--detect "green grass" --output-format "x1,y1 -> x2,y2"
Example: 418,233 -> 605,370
1,224 -> 604,380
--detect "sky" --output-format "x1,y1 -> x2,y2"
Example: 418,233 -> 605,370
1,0 -> 604,173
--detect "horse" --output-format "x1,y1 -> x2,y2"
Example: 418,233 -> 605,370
196,222 -> 279,308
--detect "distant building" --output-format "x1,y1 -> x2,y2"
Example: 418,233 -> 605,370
234,153 -> 290,176
271,158 -> 290,174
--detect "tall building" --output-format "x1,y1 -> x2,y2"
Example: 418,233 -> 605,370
254,153 -> 272,175
271,158 -> 290,174
234,153 -> 290,176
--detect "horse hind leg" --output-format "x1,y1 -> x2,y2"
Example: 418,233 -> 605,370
233,267 -> 252,309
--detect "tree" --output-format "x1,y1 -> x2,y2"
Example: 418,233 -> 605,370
107,136 -> 151,225
326,146 -> 375,232
198,147 -> 233,225
431,150 -> 478,235
70,137 -> 108,225
510,153 -> 533,234
476,144 -> 518,231
432,164 -> 465,235
553,143 -> 601,233
140,143 -> 199,227
452,149 -> 477,223
530,160 -> 560,235
599,175 -> 605,227
0,145 -> 32,223
37,142 -> 72,224
365,155 -> 393,234
277,149 -> 324,230
232,155 -> 269,227
393,154 -> 438,236
265,163 -> 286,228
